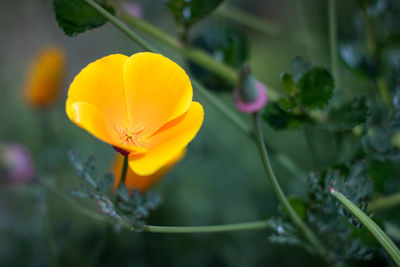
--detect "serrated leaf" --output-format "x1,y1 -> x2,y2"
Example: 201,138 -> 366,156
280,72 -> 297,95
298,67 -> 335,109
277,97 -> 297,112
164,0 -> 223,28
325,97 -> 370,131
53,0 -> 115,37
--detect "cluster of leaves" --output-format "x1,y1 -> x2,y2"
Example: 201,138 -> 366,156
53,0 -> 115,37
339,0 -> 400,81
189,25 -> 249,92
362,96 -> 400,161
262,57 -> 371,132
68,151 -> 162,230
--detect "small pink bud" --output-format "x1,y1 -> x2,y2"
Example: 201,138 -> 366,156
123,2 -> 143,18
233,81 -> 268,113
0,142 -> 35,186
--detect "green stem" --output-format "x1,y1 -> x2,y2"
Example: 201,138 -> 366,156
216,4 -> 316,47
39,177 -> 269,234
328,0 -> 339,87
330,188 -> 400,266
252,113 -> 328,258
143,221 -> 268,233
369,192 -> 400,212
83,0 -> 157,52
120,156 -> 128,185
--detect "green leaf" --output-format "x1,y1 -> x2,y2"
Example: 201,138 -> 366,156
288,196 -> 307,220
165,0 -> 223,28
277,97 -> 297,112
262,103 -> 303,130
298,67 -> 335,109
53,0 -> 115,37
280,72 -> 297,96
325,97 -> 370,131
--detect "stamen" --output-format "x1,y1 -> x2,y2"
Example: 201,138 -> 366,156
114,122 -> 148,147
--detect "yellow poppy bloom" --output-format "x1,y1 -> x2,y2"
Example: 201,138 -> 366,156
24,47 -> 66,108
66,52 -> 204,175
113,149 -> 185,192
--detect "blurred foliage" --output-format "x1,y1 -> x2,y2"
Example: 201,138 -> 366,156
68,151 -> 162,230
189,24 -> 248,92
164,0 -> 223,30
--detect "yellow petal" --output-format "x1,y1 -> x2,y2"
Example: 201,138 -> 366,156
66,100 -> 146,153
67,54 -> 129,127
66,100 -> 117,144
128,102 -> 203,175
113,150 -> 185,192
123,52 -> 193,137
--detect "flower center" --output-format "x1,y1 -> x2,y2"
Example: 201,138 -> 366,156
115,122 -> 147,147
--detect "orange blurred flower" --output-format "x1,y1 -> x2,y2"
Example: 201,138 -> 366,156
113,149 -> 185,192
66,52 -> 203,175
24,46 -> 66,108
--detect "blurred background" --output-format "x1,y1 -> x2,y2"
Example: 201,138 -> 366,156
0,0 -> 399,266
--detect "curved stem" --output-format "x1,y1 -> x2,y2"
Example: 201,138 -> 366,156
369,192 -> 400,212
328,0 -> 339,87
39,177 -> 269,234
330,188 -> 400,266
252,112 -> 328,258
143,221 -> 268,233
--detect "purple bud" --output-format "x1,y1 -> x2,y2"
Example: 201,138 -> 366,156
0,142 -> 35,186
233,80 -> 268,113
123,2 -> 143,18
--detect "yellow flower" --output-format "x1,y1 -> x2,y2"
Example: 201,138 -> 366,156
24,47 -> 66,108
113,150 -> 185,192
66,52 -> 204,175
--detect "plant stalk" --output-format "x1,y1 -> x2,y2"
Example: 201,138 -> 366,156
252,112 -> 328,258
330,188 -> 400,266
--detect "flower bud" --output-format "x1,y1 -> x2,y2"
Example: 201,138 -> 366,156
0,142 -> 35,186
23,46 -> 66,109
233,65 -> 268,113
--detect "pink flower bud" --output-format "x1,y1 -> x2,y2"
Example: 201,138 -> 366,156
1,142 -> 35,186
123,2 -> 143,18
233,80 -> 268,113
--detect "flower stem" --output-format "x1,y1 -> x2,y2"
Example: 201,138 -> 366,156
39,177 -> 269,234
252,112 -> 328,258
83,0 -> 157,52
120,156 -> 128,185
369,192 -> 400,212
143,221 -> 268,233
330,188 -> 400,266
328,0 -> 339,88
